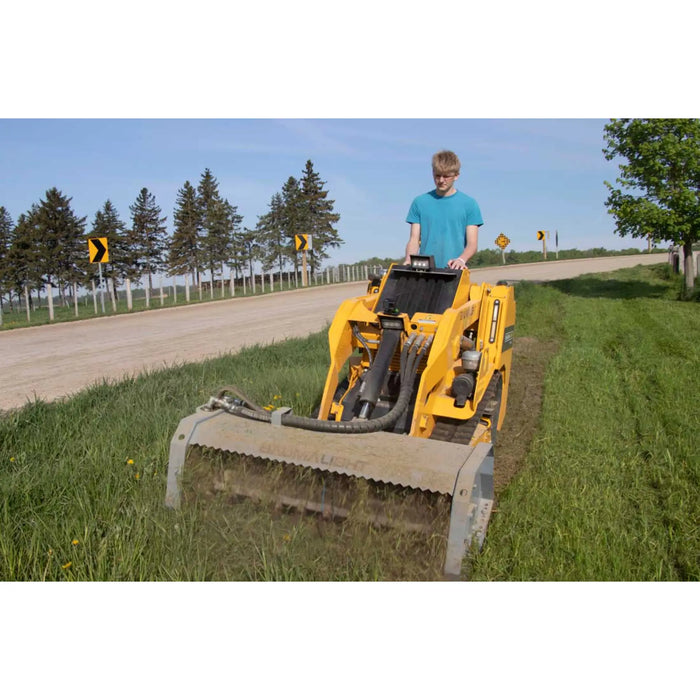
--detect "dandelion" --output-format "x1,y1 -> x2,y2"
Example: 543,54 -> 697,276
264,404 -> 274,411
9,457 -> 15,463
72,539 -> 79,546
127,459 -> 134,465
62,562 -> 72,569
274,394 -> 282,400
135,472 -> 140,480
282,534 -> 291,542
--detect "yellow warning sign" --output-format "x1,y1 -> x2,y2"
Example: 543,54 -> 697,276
295,234 -> 309,251
88,237 -> 109,263
537,230 -> 546,241
495,233 -> 510,249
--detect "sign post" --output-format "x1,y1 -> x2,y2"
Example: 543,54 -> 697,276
295,234 -> 312,287
537,230 -> 547,260
88,237 -> 109,313
495,233 -> 510,265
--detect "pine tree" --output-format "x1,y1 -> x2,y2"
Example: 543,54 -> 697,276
196,169 -> 245,285
280,177 -> 304,272
89,200 -> 129,298
128,187 -> 168,290
169,181 -> 201,282
223,199 -> 244,276
237,227 -> 263,281
0,206 -> 13,309
197,169 -> 230,284
34,188 -> 87,303
298,160 -> 342,273
8,206 -> 42,307
257,192 -> 290,275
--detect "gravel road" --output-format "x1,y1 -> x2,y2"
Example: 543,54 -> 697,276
0,254 -> 667,411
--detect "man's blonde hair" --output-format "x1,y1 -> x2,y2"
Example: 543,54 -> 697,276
432,150 -> 461,175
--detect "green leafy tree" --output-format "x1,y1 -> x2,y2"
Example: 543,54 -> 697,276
169,181 -> 201,282
128,187 -> 168,290
34,188 -> 87,303
298,161 -> 342,273
603,118 -> 700,291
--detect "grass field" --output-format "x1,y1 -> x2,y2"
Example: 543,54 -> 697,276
1,264 -> 697,580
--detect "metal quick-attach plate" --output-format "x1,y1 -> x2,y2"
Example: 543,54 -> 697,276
186,407 -> 481,495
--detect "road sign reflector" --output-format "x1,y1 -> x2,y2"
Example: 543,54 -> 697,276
88,237 -> 109,263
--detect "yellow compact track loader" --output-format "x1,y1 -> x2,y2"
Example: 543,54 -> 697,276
166,256 -> 516,577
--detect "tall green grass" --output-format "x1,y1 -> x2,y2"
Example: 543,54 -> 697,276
0,334 -> 443,580
472,265 -> 699,580
1,264 -> 697,580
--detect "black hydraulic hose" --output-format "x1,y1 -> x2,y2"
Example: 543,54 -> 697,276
352,323 -> 374,366
222,334 -> 432,434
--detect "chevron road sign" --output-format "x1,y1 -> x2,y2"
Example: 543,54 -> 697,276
88,237 -> 109,263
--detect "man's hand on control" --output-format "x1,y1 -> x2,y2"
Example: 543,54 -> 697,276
447,257 -> 468,270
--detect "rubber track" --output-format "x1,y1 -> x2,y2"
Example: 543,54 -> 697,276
429,371 -> 501,446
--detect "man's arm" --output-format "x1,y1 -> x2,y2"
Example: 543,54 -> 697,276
447,224 -> 479,269
404,222 -> 421,263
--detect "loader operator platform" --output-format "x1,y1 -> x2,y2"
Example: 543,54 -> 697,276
404,150 -> 482,270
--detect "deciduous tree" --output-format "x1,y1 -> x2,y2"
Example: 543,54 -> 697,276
603,118 -> 700,291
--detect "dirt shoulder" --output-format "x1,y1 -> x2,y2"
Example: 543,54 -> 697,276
493,337 -> 559,495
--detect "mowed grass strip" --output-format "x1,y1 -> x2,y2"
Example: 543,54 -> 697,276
1,264 -> 697,580
472,265 -> 699,580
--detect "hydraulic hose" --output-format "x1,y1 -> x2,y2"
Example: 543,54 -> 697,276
211,334 -> 432,434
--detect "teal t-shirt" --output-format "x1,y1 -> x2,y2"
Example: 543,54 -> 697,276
406,190 -> 483,268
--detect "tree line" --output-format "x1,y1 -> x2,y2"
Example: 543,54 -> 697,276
0,160 -> 342,311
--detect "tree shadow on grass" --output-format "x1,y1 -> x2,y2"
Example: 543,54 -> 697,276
546,276 -> 672,301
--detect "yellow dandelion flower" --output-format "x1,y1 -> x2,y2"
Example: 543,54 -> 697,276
127,459 -> 134,465
72,539 -> 79,546
62,562 -> 72,569
135,472 -> 140,480
9,457 -> 15,463
282,534 -> 291,542
274,394 -> 282,400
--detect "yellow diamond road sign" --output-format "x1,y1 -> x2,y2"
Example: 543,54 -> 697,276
295,234 -> 310,251
495,233 -> 510,249
88,237 -> 109,263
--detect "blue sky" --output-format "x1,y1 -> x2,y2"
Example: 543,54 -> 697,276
0,118 -> 630,266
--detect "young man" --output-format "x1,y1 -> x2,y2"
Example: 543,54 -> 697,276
404,150 -> 483,269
